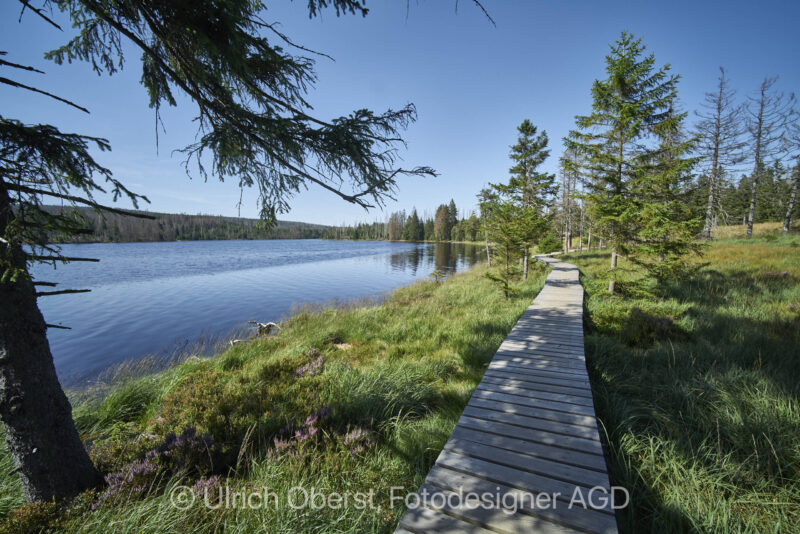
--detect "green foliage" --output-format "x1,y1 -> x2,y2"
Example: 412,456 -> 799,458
536,233 -> 562,254
567,32 -> 701,289
480,119 -> 557,295
433,204 -> 451,241
0,119 -> 147,280
479,192 -> 526,297
401,209 -> 424,241
323,361 -> 440,425
43,0 -> 433,223
429,269 -> 446,283
506,120 -> 558,248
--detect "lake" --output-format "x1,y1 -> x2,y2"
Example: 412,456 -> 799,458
30,239 -> 484,384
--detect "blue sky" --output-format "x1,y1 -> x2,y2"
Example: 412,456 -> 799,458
2,0 -> 798,226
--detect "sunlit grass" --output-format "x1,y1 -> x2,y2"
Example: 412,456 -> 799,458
563,235 -> 800,532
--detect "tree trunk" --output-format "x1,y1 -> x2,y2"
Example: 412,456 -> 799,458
523,246 -> 528,280
746,175 -> 759,238
608,249 -> 617,294
784,169 -> 798,234
0,184 -> 102,502
703,168 -> 717,239
702,78 -> 724,240
587,229 -> 592,251
747,88 -> 765,239
483,226 -> 491,267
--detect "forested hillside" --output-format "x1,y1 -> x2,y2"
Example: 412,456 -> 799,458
43,206 -> 331,243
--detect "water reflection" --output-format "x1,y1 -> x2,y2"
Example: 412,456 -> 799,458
388,242 -> 483,275
33,240 -> 485,383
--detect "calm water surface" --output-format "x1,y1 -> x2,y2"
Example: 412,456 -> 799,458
31,240 -> 483,384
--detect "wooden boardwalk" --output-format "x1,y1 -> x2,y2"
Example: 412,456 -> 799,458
395,255 -> 618,534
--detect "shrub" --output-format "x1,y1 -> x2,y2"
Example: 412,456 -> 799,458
536,234 -> 562,254
620,306 -> 677,347
1,501 -> 62,534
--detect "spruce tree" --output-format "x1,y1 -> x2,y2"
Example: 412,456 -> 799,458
566,32 -> 683,293
447,199 -> 458,232
402,209 -> 418,240
434,204 -> 450,241
633,105 -> 702,282
478,187 -> 531,298
507,120 -> 557,278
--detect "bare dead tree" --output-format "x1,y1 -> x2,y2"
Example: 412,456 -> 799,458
785,163 -> 799,234
695,67 -> 746,239
745,77 -> 794,237
784,109 -> 800,234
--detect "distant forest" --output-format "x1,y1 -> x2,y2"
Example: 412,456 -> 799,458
43,206 -> 331,243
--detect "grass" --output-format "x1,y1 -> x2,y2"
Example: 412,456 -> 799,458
0,263 -> 549,533
711,221 -> 798,240
562,232 -> 800,533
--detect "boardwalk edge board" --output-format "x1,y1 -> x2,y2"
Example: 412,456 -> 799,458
395,255 -> 619,534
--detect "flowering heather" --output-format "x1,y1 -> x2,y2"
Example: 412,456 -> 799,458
293,355 -> 325,378
192,475 -> 222,497
341,427 -> 376,456
150,427 -> 215,474
271,406 -> 331,457
93,457 -> 159,509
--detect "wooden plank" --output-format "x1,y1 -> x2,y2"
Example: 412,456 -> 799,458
462,406 -> 600,443
468,397 -> 598,427
494,348 -> 586,362
492,353 -> 587,370
499,343 -> 585,356
416,482 -> 586,534
482,370 -> 595,398
500,339 -> 584,355
489,360 -> 589,384
509,327 -> 583,344
477,377 -> 595,407
483,369 -> 592,392
448,426 -> 607,472
505,334 -> 583,344
426,467 -> 618,533
457,416 -> 602,455
434,450 -> 614,513
495,347 -> 585,361
443,436 -> 610,488
490,359 -> 588,376
398,505 -> 498,533
395,256 -> 617,533
508,329 -> 583,340
472,382 -> 595,417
